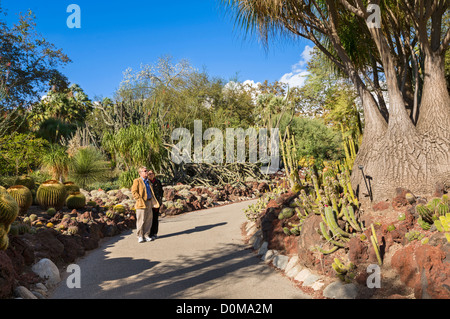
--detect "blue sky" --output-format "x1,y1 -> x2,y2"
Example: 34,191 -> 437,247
2,0 -> 313,100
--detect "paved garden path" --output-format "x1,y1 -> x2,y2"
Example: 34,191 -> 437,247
50,200 -> 310,299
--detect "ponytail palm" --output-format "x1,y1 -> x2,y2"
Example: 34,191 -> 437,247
41,144 -> 70,182
102,121 -> 165,172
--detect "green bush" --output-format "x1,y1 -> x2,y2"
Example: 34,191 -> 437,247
68,146 -> 110,189
278,115 -> 344,169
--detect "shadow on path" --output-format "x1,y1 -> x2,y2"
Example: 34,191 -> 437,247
85,243 -> 274,299
157,222 -> 227,239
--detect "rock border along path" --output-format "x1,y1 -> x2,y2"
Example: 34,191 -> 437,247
243,219 -> 359,299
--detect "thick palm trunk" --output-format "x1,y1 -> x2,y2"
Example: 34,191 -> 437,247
351,51 -> 450,203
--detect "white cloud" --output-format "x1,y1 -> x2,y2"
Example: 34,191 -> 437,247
279,45 -> 314,88
279,70 -> 310,88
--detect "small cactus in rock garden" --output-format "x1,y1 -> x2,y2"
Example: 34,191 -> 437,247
66,192 -> 86,209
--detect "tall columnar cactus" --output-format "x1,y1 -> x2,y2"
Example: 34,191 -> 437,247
0,190 -> 19,250
7,185 -> 33,214
36,180 -> 67,210
66,192 -> 86,210
279,128 -> 302,191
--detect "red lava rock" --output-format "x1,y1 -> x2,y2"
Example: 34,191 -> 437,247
391,243 -> 450,299
0,251 -> 16,299
392,188 -> 413,210
348,236 -> 369,265
372,201 -> 390,211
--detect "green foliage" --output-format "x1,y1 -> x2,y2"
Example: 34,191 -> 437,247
0,9 -> 70,107
0,190 -> 19,250
278,116 -> 344,168
0,133 -> 49,176
103,121 -> 165,172
41,144 -> 70,182
34,118 -> 77,144
68,146 -> 110,189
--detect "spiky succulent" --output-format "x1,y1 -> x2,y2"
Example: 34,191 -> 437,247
36,180 -> 67,210
66,192 -> 86,209
0,191 -> 19,250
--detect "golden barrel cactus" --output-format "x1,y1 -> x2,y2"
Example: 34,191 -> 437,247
36,180 -> 67,210
7,185 -> 33,214
0,191 -> 19,250
66,192 -> 86,210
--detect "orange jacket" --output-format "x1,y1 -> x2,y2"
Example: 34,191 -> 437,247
131,178 -> 160,210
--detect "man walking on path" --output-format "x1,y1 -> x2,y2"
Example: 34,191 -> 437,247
148,169 -> 163,240
131,166 -> 160,243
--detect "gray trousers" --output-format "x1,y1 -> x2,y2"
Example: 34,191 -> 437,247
136,200 -> 153,238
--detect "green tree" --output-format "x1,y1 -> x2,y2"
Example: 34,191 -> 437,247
222,0 -> 450,201
30,83 -> 93,130
0,8 -> 70,107
0,133 -> 49,176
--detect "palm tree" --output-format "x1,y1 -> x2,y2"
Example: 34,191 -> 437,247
221,0 -> 450,202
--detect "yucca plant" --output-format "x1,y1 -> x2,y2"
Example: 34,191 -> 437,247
68,146 -> 110,189
41,144 -> 70,182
